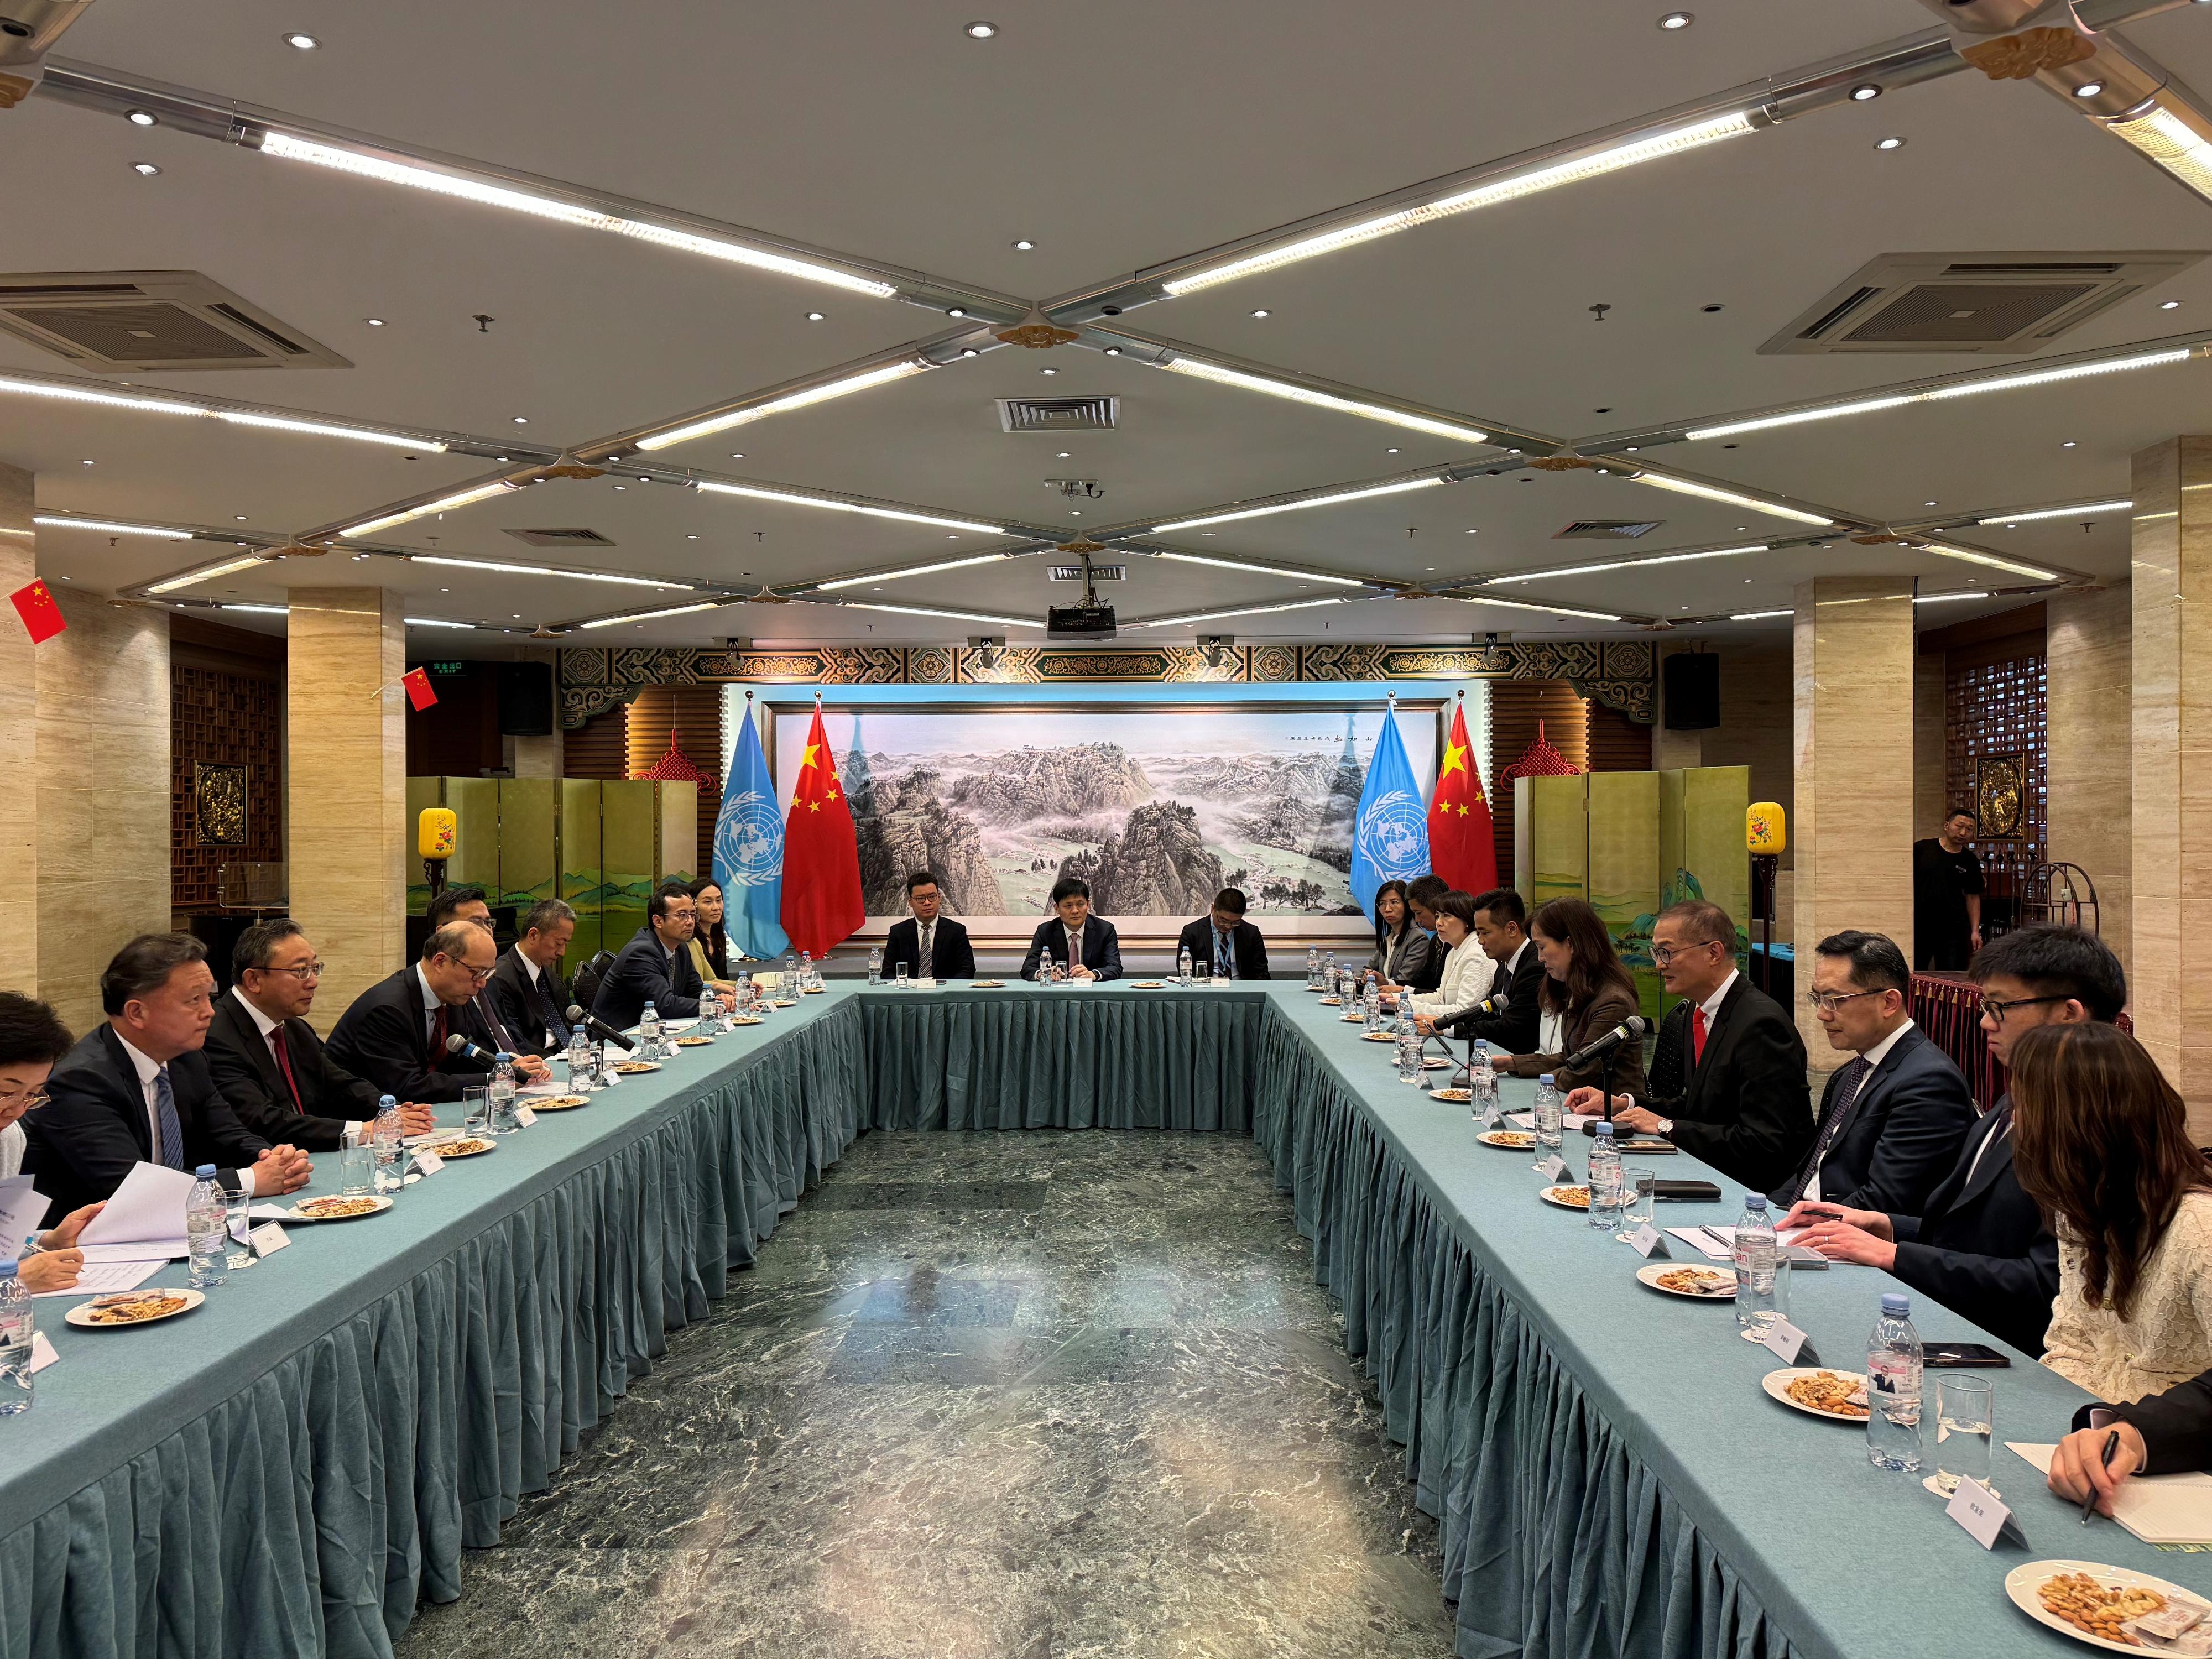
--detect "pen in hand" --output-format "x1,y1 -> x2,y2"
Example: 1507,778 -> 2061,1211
2081,1428 -> 2121,1526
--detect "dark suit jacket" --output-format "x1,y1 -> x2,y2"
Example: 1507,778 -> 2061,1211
1369,924 -> 1434,990
1019,917 -> 1123,981
883,916 -> 975,980
1448,938 -> 1545,1052
1499,984 -> 1647,1100
486,947 -> 572,1057
591,926 -> 703,1027
1399,931 -> 1446,995
1643,975 -> 1813,1193
23,1026 -> 270,1223
204,991 -> 383,1152
1887,1097 -> 2060,1358
327,966 -> 500,1105
1176,917 -> 1270,981
1769,1024 -> 1974,1215
2091,1368 -> 2212,1474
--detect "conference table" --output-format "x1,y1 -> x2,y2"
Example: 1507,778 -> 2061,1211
1,982 -> 2201,1659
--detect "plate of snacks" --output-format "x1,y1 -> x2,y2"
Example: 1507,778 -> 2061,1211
1340,1014 -> 1366,1024
1637,1264 -> 1736,1299
1421,1057 -> 1454,1070
972,979 -> 1006,988
612,1060 -> 662,1074
771,999 -> 799,1009
1477,1129 -> 1534,1149
675,1035 -> 716,1047
1430,1087 -> 1473,1104
1538,1185 -> 1591,1211
429,1135 -> 497,1159
729,1015 -> 763,1025
1361,1030 -> 1397,1042
531,1094 -> 591,1112
2008,1562 -> 2212,1654
289,1193 -> 394,1222
803,985 -> 826,995
1130,980 -> 1165,989
1762,1368 -> 1870,1421
67,1288 -> 205,1328
1319,995 -> 1342,1006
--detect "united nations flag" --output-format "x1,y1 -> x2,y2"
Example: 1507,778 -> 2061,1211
716,701 -> 789,961
1350,704 -> 1432,925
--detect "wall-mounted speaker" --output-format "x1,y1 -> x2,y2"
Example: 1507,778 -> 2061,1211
1662,652 -> 1720,731
497,661 -> 554,737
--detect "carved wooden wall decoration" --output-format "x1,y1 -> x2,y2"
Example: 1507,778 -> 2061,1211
171,660 -> 283,909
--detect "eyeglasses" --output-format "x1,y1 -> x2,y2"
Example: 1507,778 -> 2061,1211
467,914 -> 496,932
1979,993 -> 2070,1026
1650,941 -> 1721,967
1806,988 -> 1886,1015
0,1087 -> 48,1111
268,959 -> 325,982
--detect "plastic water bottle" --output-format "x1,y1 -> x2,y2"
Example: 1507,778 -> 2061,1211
488,1055 -> 519,1134
371,1094 -> 404,1187
1363,986 -> 1384,1035
868,946 -> 883,986
1867,1292 -> 1925,1473
1533,1073 -> 1563,1155
1587,1122 -> 1622,1230
639,999 -> 662,1058
1178,946 -> 1193,987
0,1260 -> 32,1415
187,1164 -> 228,1288
1733,1194 -> 1780,1339
1395,1007 -> 1420,1083
1307,945 -> 1321,989
800,950 -> 816,990
566,1022 -> 595,1089
1468,1047 -> 1500,1120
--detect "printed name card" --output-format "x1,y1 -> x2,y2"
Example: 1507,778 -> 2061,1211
1540,1154 -> 1569,1183
1630,1224 -> 1667,1258
1761,1317 -> 1809,1364
248,1221 -> 291,1258
28,1331 -> 57,1375
513,1106 -> 538,1129
413,1150 -> 445,1176
1946,1477 -> 2026,1550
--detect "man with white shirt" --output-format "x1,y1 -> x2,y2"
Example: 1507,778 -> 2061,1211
24,933 -> 311,1224
205,919 -> 437,1150
487,899 -> 579,1055
1447,888 -> 1542,1052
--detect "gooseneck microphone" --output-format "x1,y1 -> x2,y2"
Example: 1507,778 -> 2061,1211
1561,1014 -> 1650,1072
565,1005 -> 639,1052
444,1032 -> 495,1064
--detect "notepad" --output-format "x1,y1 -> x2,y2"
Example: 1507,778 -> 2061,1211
2009,1441 -> 2212,1545
32,1259 -> 161,1298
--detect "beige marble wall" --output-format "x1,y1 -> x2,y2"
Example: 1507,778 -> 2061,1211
2128,440 -> 2212,1134
1913,651 -> 1948,842
2047,585 -> 2133,983
0,463 -> 33,996
1793,577 -> 1917,1066
288,588 -> 406,1033
34,588 -> 170,1035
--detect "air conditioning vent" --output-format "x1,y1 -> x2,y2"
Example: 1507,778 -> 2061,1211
997,395 -> 1118,432
1764,252 -> 2203,356
504,528 -> 615,547
0,270 -> 351,371
1048,564 -> 1124,581
1556,519 -> 1661,539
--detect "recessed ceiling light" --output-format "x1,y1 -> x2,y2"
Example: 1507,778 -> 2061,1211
284,32 -> 320,49
1658,11 -> 1693,28
496,456 -> 510,462
1251,309 -> 1270,318
947,307 -> 966,318
1387,447 -> 1400,453
730,453 -> 743,460
132,162 -> 160,176
806,311 -> 825,321
2075,81 -> 2105,97
1924,500 -> 1938,506
1465,528 -> 1479,534
2163,300 -> 2183,309
80,458 -> 93,467
1057,451 -> 1071,458
2062,439 -> 2078,447
1040,366 -> 1057,375
1625,445 -> 1640,451
613,484 -> 626,491
234,514 -> 247,521
1850,84 -> 1882,101
965,20 -> 998,38
1103,347 -> 1120,355
126,109 -> 156,127
687,534 -> 698,540
962,347 -> 979,357
1876,136 -> 1906,151
365,316 -> 385,326
512,416 -> 529,424
1013,239 -> 1035,251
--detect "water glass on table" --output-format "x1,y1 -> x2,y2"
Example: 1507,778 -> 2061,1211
339,1134 -> 375,1197
1934,1375 -> 1995,1495
462,1085 -> 490,1137
1192,960 -> 1210,986
895,962 -> 910,989
1615,1167 -> 1657,1241
224,1182 -> 257,1270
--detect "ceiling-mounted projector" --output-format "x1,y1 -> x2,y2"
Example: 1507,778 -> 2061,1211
1047,603 -> 1116,640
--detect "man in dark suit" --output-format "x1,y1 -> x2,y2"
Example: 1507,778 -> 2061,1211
1448,887 -> 1542,1052
330,921 -> 540,1104
487,899 -> 577,1056
882,871 -> 975,981
1020,877 -> 1123,981
206,919 -> 437,1151
2051,1366 -> 2212,1514
1176,888 -> 1269,980
1577,899 -> 1812,1192
1766,931 -> 1973,1215
1783,924 -> 2124,1357
593,883 -> 731,1028
24,933 -> 312,1222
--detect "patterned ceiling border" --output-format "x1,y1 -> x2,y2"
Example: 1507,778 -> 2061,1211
558,640 -> 1655,728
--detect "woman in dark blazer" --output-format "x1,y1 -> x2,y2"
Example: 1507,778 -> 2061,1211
1496,896 -> 1646,1100
1367,880 -> 1434,988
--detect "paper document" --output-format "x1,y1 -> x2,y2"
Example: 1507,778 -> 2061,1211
0,1176 -> 44,1253
1506,1113 -> 1533,1129
79,1162 -> 195,1255
32,1259 -> 161,1298
1666,1227 -> 1735,1260
2008,1442 -> 2212,1545
1563,1113 -> 1600,1130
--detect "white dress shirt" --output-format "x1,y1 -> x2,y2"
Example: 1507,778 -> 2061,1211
1408,934 -> 1496,1022
114,1030 -> 167,1157
416,965 -> 442,1044
1802,1018 -> 1914,1203
1698,970 -> 1739,1030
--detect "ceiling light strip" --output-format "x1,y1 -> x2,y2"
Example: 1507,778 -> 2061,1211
0,374 -> 445,451
1486,542 -> 1770,583
1914,591 -> 1991,605
576,601 -> 731,630
812,552 -> 1025,592
1161,110 -> 1755,295
1917,541 -> 2063,582
1449,593 -> 1621,623
1129,597 -> 1353,629
841,602 -> 1043,628
1148,550 -> 1370,588
694,477 -> 1008,535
1629,472 -> 1834,526
635,360 -> 931,451
1730,609 -> 1794,621
339,481 -> 517,539
1974,498 -> 2131,525
404,617 -> 478,629
1152,476 -> 1445,534
146,554 -> 269,595
407,555 -> 691,589
1159,357 -> 1489,444
33,514 -> 194,540
258,132 -> 898,298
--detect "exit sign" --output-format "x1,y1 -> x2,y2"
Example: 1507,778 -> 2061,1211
427,661 -> 468,677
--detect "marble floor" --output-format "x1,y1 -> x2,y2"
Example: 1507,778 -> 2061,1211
395,1129 -> 1455,1659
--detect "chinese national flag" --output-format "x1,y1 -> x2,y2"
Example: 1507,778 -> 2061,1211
9,579 -> 65,644
401,667 -> 439,711
1427,699 -> 1498,894
778,703 -> 864,957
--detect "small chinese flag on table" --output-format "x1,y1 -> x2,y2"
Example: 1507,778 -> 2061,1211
401,667 -> 439,711
1427,697 -> 1498,894
9,579 -> 65,644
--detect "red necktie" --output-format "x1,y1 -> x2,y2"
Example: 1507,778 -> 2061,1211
431,1005 -> 449,1061
269,1026 -> 304,1113
1691,1004 -> 1709,1066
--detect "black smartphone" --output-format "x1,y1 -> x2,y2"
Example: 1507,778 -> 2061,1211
1923,1342 -> 2012,1368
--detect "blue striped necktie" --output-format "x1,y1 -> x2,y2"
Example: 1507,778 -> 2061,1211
154,1066 -> 184,1169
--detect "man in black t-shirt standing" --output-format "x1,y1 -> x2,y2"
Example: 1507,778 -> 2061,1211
1912,808 -> 1985,971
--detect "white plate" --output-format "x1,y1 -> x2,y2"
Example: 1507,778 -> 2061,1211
1538,1185 -> 1590,1211
1475,1129 -> 1533,1148
1761,1367 -> 1871,1422
288,1194 -> 396,1222
2005,1561 -> 2210,1655
67,1287 -> 205,1328
426,1136 -> 498,1158
1130,980 -> 1165,989
1360,1031 -> 1397,1043
971,980 -> 1006,988
531,1094 -> 592,1111
1636,1262 -> 1736,1299
1421,1057 -> 1453,1070
728,1015 -> 764,1025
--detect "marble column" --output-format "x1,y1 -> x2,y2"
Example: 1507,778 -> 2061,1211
0,463 -> 33,995
1792,576 -> 1917,1065
288,588 -> 407,1032
2129,440 -> 2212,1133
2047,585 -> 2132,982
1913,650 -> 1947,841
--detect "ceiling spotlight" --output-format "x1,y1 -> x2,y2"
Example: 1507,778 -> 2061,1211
1013,239 -> 1035,251
1057,451 -> 1071,458
1850,84 -> 1882,101
1658,11 -> 1693,28
1041,366 -> 1058,375
806,311 -> 825,321
365,316 -> 385,326
1103,346 -> 1120,355
965,20 -> 998,38
730,453 -> 743,459
1387,447 -> 1400,453
126,109 -> 156,127
1251,309 -> 1270,318
80,458 -> 94,466
2062,439 -> 2078,447
2075,81 -> 2105,98
132,162 -> 160,176
947,307 -> 966,317
512,415 -> 529,424
284,32 -> 320,49
962,347 -> 979,357
2163,300 -> 2183,309
1876,136 -> 1906,150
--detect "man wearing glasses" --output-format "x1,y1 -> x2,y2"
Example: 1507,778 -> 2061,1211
330,920 -> 546,1104
206,919 -> 437,1149
1781,925 -> 2122,1356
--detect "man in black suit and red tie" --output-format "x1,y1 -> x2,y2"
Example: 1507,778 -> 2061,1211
1571,899 -> 1813,1192
1019,877 -> 1123,982
881,871 -> 975,981
205,919 -> 437,1150
330,921 -> 546,1104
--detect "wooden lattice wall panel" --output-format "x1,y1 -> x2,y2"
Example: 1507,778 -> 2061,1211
1944,648 -> 2048,904
171,664 -> 282,910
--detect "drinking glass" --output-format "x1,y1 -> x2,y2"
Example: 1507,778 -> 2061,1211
225,1184 -> 257,1270
338,1138 -> 374,1197
1192,961 -> 1211,987
462,1086 -> 490,1135
1934,1375 -> 1995,1495
895,962 -> 910,988
1616,1167 -> 1657,1241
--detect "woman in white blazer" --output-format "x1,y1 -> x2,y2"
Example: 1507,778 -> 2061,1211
1404,890 -> 1496,1030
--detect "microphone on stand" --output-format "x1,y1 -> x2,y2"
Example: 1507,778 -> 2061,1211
565,1005 -> 639,1052
444,1032 -> 495,1064
1560,1015 -> 1650,1073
